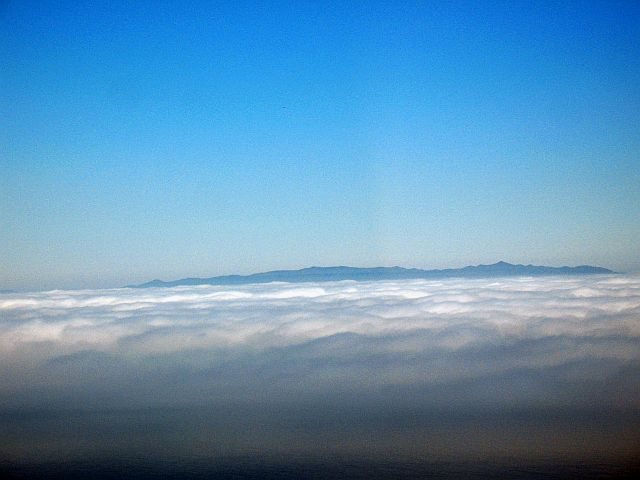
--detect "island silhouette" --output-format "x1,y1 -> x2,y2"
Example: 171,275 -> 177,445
129,261 -> 614,288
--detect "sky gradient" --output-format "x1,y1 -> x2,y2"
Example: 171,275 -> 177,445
2,0 -> 640,290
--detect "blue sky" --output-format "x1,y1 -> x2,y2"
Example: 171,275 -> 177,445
2,0 -> 639,290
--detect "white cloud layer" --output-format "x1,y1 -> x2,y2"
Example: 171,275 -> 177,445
1,275 -> 640,411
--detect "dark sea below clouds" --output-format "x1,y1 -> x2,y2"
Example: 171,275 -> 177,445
2,460 -> 640,480
1,402 -> 639,479
2,456 -> 640,479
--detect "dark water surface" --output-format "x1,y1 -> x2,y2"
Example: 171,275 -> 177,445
2,457 -> 639,479
1,402 -> 639,479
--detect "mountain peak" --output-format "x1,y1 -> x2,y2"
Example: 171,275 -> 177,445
129,262 -> 614,288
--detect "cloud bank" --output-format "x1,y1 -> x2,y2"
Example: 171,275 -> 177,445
1,274 -> 639,409
2,274 -> 640,465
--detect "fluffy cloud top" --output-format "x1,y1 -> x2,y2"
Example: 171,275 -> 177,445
1,275 -> 639,405
3,275 -> 639,351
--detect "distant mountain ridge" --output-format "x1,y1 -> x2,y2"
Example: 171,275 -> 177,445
128,261 -> 614,288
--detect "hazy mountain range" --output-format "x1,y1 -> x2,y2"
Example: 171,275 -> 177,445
129,261 -> 614,288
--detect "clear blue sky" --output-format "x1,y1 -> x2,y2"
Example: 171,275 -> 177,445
2,0 -> 639,290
